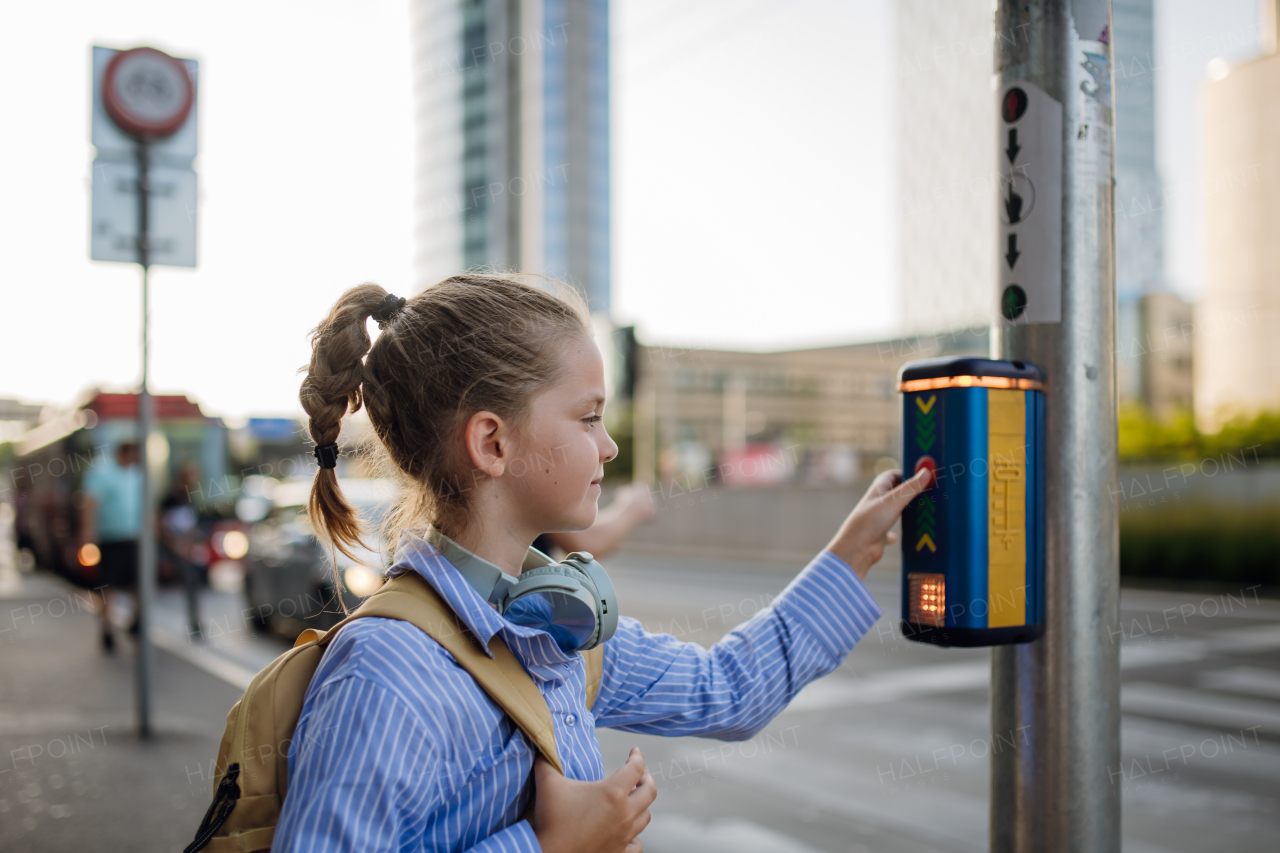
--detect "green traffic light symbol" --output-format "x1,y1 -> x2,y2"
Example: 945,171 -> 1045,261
1002,284 -> 1027,321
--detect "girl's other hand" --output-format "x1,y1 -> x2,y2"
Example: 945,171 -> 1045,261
620,482 -> 656,523
824,468 -> 932,580
531,747 -> 656,853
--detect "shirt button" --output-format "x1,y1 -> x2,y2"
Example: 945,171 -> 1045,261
565,714 -> 576,727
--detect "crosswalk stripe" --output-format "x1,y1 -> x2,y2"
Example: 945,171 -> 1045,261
1121,682 -> 1280,733
643,814 -> 831,853
1197,666 -> 1280,700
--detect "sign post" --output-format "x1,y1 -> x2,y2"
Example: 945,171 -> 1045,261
91,45 -> 198,739
989,2 -> 1120,850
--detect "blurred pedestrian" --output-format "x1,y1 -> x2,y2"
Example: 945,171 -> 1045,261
532,481 -> 655,559
160,460 -> 203,639
79,441 -> 142,653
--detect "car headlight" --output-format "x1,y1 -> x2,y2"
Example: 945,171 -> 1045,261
221,530 -> 250,560
343,565 -> 384,598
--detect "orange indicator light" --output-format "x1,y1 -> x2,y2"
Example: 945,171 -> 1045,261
908,572 -> 945,627
898,375 -> 1044,393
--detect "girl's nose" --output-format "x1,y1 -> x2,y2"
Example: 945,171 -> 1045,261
602,430 -> 619,464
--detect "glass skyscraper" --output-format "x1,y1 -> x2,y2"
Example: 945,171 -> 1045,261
411,0 -> 610,314
1112,0 -> 1171,402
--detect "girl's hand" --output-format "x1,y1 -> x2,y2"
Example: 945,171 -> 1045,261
620,482 -> 656,523
531,748 -> 656,853
824,468 -> 932,579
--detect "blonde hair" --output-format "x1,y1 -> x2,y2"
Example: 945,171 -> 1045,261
299,274 -> 592,578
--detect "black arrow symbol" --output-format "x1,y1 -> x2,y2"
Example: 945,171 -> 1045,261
1005,234 -> 1020,269
1005,128 -> 1021,164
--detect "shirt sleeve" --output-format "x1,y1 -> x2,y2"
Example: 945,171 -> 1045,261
591,550 -> 882,741
274,674 -> 439,852
274,674 -> 543,853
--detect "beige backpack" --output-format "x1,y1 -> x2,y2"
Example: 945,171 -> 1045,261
185,570 -> 604,853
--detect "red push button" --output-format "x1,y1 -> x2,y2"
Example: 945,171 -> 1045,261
914,455 -> 937,488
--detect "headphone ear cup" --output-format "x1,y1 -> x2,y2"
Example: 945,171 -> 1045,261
560,555 -> 617,646
508,557 -> 616,650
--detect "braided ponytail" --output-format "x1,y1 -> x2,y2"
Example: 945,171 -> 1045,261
299,283 -> 390,564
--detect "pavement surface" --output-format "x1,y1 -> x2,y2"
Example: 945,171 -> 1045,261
2,546 -> 1279,852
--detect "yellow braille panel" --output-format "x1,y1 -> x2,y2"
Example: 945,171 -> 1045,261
987,389 -> 1027,628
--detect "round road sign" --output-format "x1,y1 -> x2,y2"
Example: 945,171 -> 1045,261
102,47 -> 194,140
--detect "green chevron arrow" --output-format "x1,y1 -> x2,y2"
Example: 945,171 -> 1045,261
913,394 -> 938,452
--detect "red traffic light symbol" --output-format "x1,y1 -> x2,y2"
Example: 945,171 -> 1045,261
1002,87 -> 1028,123
102,47 -> 194,140
914,455 -> 938,488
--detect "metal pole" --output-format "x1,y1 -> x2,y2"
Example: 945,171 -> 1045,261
136,140 -> 156,740
990,1 -> 1120,851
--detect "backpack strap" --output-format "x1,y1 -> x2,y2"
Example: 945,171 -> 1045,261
584,645 -> 603,710
306,572 -> 568,774
297,621 -> 604,713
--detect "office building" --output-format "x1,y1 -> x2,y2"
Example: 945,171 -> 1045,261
1113,0 -> 1171,404
411,0 -> 610,313
631,328 -> 990,488
1195,2 -> 1280,431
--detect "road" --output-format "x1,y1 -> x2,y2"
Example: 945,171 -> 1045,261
16,546 -> 1277,852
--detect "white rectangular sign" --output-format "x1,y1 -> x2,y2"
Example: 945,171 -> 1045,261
995,80 -> 1063,325
90,157 -> 198,267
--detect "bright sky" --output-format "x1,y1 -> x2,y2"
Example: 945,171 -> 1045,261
0,0 -> 1261,420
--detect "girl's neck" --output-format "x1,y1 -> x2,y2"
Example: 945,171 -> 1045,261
448,515 -> 534,578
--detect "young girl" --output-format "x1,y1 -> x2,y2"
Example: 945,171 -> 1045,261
275,275 -> 929,853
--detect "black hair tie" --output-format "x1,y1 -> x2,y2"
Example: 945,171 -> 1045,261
374,293 -> 407,329
314,443 -> 340,469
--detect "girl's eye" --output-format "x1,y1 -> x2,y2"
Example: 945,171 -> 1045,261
583,414 -> 602,425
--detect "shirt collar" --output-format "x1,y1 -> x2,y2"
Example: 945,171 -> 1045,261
389,527 -> 576,670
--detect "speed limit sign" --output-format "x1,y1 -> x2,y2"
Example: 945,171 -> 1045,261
102,47 -> 194,140
90,45 -> 198,267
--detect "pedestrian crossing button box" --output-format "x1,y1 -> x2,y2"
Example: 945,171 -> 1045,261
897,357 -> 1045,647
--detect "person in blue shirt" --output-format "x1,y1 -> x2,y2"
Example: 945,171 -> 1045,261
79,440 -> 143,652
283,276 -> 930,853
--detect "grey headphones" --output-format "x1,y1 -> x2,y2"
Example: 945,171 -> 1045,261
427,529 -> 618,652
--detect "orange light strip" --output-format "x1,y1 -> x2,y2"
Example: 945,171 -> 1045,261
898,375 -> 1045,393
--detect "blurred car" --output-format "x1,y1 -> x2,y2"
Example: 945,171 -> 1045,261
239,476 -> 397,639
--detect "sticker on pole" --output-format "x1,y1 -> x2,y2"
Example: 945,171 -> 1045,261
102,48 -> 194,140
996,81 -> 1062,325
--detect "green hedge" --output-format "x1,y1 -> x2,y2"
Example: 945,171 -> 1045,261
1120,405 -> 1280,462
1120,501 -> 1280,586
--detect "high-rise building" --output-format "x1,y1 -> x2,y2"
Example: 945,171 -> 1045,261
1112,0 -> 1171,404
411,0 -> 610,313
1195,2 -> 1280,431
895,0 -> 995,336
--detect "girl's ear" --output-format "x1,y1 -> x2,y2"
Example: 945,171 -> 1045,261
463,410 -> 508,478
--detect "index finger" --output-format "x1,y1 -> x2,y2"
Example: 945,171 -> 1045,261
880,468 -> 932,515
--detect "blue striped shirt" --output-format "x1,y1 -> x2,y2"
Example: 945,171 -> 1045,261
275,529 -> 882,852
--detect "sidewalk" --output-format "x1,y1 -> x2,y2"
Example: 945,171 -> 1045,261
1,570 -> 247,853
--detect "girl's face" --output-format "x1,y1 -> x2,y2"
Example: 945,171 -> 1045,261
507,337 -> 618,535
